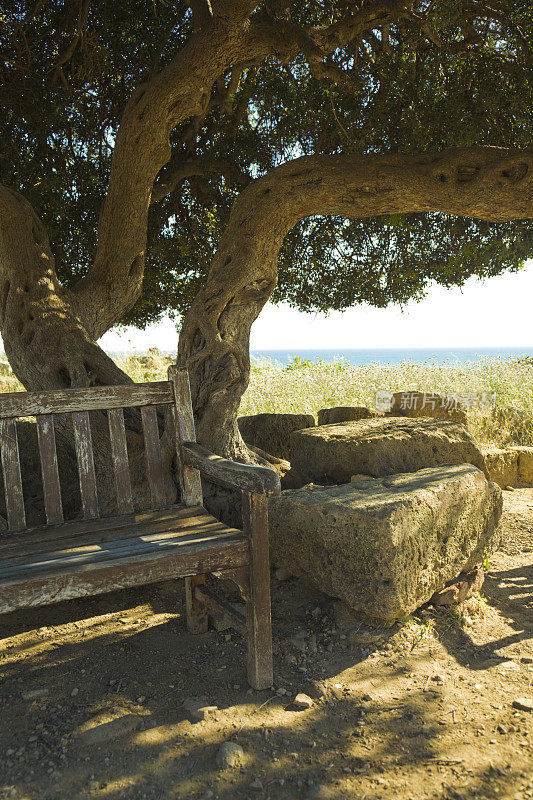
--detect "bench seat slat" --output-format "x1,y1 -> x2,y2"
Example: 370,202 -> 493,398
0,382 -> 174,419
0,526 -> 244,579
0,418 -> 26,530
0,522 -> 249,615
0,504 -> 207,555
0,517 -> 233,569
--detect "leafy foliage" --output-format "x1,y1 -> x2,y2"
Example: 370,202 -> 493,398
1,0 -> 532,326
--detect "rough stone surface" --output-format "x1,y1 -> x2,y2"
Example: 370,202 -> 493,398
293,693 -> 314,709
21,688 -> 48,702
291,417 -> 488,485
216,741 -> 245,768
238,413 -> 315,461
73,711 -> 144,745
269,465 -> 502,625
510,446 -> 533,484
385,391 -> 468,424
512,698 -> 533,712
431,567 -> 485,606
482,447 -> 519,488
317,406 -> 375,426
183,697 -> 218,721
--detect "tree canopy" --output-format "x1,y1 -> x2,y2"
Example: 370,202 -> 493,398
0,1 -> 532,460
2,0 -> 531,328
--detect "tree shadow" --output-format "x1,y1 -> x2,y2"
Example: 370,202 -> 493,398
1,570 -> 532,800
429,562 -> 533,672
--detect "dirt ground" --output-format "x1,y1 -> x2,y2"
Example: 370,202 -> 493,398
0,489 -> 531,800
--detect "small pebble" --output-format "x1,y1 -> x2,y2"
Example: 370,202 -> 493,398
293,693 -> 314,710
512,698 -> 533,712
183,697 -> 218,721
216,741 -> 244,768
21,688 -> 48,702
249,778 -> 263,791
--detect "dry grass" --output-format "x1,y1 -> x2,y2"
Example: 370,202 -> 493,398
0,349 -> 531,448
113,348 -> 175,383
241,355 -> 533,447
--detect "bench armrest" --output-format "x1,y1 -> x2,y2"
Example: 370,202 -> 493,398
180,442 -> 281,497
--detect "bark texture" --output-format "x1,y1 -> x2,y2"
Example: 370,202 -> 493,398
0,186 -> 130,395
178,147 -> 533,457
0,6 -> 268,392
71,13 -> 269,340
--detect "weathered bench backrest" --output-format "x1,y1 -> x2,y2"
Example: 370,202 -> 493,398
0,366 -> 202,532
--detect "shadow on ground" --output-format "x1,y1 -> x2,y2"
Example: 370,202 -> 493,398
0,515 -> 532,800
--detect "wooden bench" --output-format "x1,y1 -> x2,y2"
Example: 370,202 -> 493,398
0,366 -> 280,689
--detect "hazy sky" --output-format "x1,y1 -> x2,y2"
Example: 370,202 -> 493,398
99,258 -> 533,353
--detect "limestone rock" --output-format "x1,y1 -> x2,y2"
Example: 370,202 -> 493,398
269,465 -> 502,625
387,391 -> 467,424
318,406 -> 375,426
481,448 -> 519,488
73,711 -> 145,745
21,688 -> 48,702
431,567 -> 485,606
510,446 -> 533,485
512,698 -> 533,712
182,697 -> 218,721
238,413 -> 315,461
291,417 -> 488,485
216,741 -> 245,768
293,693 -> 314,709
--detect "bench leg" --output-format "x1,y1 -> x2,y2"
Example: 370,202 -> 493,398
243,491 -> 273,690
185,575 -> 208,634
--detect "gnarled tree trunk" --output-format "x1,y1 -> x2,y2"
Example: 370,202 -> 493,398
0,186 -> 131,396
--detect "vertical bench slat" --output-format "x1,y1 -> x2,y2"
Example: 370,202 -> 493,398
141,405 -> 166,508
168,366 -> 204,633
36,414 -> 64,525
72,410 -> 99,519
108,408 -> 134,515
0,418 -> 26,530
168,366 -> 202,507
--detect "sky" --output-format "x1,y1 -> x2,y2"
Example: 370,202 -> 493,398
99,258 -> 533,353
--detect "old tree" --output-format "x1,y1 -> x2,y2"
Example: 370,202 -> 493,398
1,0 -> 532,492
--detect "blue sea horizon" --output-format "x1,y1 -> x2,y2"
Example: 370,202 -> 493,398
250,347 -> 533,367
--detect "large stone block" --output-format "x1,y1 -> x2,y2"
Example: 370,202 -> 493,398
238,413 -> 315,461
291,417 -> 488,485
317,406 -> 375,426
481,447 -> 519,488
386,391 -> 467,424
269,465 -> 502,625
511,446 -> 533,485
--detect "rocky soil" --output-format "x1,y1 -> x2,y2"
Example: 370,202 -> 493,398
0,489 -> 531,800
